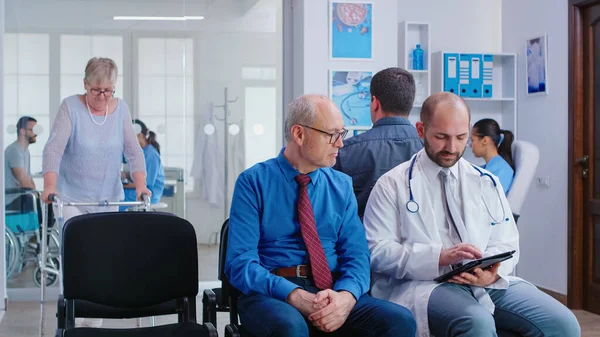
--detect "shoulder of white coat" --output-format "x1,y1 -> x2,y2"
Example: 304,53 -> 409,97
461,159 -> 498,179
461,158 -> 484,175
460,159 -> 505,194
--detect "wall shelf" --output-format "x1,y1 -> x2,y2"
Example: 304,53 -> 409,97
398,21 -> 430,107
432,51 -> 518,164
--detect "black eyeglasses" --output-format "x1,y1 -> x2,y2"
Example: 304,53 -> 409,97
89,88 -> 116,98
300,125 -> 348,144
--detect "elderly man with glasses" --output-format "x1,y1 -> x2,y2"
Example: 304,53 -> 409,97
225,94 -> 416,337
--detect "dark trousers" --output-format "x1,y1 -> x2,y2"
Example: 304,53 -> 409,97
238,277 -> 416,337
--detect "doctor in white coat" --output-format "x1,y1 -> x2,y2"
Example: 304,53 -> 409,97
363,92 -> 580,337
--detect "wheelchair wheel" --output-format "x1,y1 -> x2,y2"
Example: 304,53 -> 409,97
5,229 -> 20,279
33,258 -> 59,287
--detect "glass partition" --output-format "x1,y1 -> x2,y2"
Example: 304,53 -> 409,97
3,0 -> 283,301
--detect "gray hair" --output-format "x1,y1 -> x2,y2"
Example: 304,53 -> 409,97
284,95 -> 319,142
84,57 -> 118,86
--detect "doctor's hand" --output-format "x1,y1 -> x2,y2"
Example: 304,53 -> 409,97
308,290 -> 356,333
287,288 -> 330,317
449,262 -> 501,287
439,244 -> 483,267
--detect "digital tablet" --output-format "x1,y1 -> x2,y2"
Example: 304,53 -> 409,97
434,250 -> 516,283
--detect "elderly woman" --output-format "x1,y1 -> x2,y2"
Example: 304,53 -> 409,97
42,57 -> 150,216
42,57 -> 149,327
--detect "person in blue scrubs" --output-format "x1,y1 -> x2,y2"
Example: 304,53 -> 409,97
121,119 -> 164,210
470,118 -> 515,194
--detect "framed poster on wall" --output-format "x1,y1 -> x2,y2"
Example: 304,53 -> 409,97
330,1 -> 373,60
329,70 -> 373,129
526,34 -> 548,95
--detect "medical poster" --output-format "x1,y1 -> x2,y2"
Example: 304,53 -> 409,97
329,70 -> 373,129
526,35 -> 548,95
330,1 -> 373,60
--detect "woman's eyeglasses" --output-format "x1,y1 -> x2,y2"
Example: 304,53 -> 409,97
89,88 -> 116,98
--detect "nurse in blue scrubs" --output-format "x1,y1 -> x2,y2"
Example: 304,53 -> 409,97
470,118 -> 515,194
121,119 -> 165,211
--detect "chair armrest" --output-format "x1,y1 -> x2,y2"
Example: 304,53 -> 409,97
225,324 -> 241,337
202,288 -> 217,326
56,294 -> 65,329
204,322 -> 219,337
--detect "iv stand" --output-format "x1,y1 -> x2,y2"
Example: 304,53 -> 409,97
214,87 -> 239,221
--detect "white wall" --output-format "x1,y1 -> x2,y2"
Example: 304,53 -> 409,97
502,0 -> 569,295
398,0 -> 502,53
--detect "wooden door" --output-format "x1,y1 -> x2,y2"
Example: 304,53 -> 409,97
583,3 -> 600,314
572,1 -> 600,314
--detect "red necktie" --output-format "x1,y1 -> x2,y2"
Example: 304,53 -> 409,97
295,174 -> 333,290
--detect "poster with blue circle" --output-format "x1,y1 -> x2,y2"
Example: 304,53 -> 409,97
329,70 -> 373,129
330,1 -> 373,60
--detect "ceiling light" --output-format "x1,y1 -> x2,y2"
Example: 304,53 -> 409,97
113,16 -> 204,21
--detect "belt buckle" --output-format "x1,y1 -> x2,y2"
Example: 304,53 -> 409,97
296,265 -> 307,278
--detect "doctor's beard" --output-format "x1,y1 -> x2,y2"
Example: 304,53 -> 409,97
424,137 -> 466,168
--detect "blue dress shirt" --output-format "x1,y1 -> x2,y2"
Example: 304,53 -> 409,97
482,155 -> 514,194
225,148 -> 371,302
333,116 -> 423,217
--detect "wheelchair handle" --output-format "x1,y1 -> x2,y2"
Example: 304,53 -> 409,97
48,194 -> 60,203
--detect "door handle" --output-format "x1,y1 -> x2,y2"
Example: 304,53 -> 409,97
577,155 -> 589,167
583,168 -> 589,179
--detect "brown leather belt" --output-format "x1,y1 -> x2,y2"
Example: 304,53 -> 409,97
271,265 -> 312,278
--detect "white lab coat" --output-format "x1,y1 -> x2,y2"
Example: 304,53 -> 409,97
191,103 -> 224,208
363,150 -> 523,337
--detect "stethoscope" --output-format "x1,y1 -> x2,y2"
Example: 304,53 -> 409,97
406,155 -> 509,226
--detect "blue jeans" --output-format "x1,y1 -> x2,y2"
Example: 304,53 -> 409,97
238,277 -> 416,337
428,282 -> 581,337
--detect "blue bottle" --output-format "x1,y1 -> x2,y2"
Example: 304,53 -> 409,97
413,44 -> 424,70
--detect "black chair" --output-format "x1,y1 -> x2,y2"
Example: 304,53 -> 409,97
203,220 -> 326,337
56,211 -> 218,337
203,219 -> 250,337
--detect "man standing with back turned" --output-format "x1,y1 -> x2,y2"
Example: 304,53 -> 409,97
333,67 -> 423,218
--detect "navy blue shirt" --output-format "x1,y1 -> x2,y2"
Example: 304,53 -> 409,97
333,116 -> 423,217
225,148 -> 370,302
